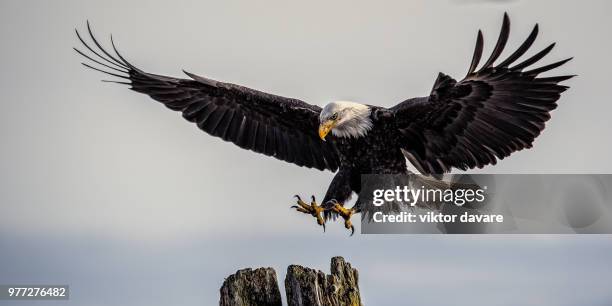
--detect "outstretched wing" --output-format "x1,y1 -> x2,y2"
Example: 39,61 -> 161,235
75,23 -> 339,171
392,13 -> 574,175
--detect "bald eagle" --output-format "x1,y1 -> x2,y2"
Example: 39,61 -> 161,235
75,13 -> 573,234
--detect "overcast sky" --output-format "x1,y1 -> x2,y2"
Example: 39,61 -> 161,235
1,0 -> 611,305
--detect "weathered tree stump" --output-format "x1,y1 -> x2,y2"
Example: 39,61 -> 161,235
285,257 -> 362,306
219,267 -> 282,306
219,257 -> 362,306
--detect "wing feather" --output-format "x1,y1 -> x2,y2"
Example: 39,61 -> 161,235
511,43 -> 556,71
75,24 -> 340,171
467,30 -> 484,75
392,13 -> 573,175
498,24 -> 538,68
479,12 -> 510,71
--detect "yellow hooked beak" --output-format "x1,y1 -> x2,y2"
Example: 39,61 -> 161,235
318,120 -> 337,141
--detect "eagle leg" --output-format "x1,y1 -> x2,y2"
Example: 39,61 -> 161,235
291,195 -> 326,231
329,200 -> 359,236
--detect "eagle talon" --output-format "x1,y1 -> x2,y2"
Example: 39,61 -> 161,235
292,195 -> 326,231
331,203 -> 357,235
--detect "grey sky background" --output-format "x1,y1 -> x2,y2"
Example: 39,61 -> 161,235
0,0 -> 611,305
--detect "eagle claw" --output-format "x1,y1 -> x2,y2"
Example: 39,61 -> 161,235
291,195 -> 326,231
331,203 -> 357,236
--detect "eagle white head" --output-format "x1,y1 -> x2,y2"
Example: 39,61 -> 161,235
319,101 -> 373,140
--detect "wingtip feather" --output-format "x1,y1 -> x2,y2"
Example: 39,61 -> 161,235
511,42 -> 556,71
183,70 -> 218,86
498,23 -> 539,68
479,12 -> 511,71
467,30 -> 484,76
524,57 -> 573,76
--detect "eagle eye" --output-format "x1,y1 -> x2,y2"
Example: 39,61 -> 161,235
330,113 -> 338,120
